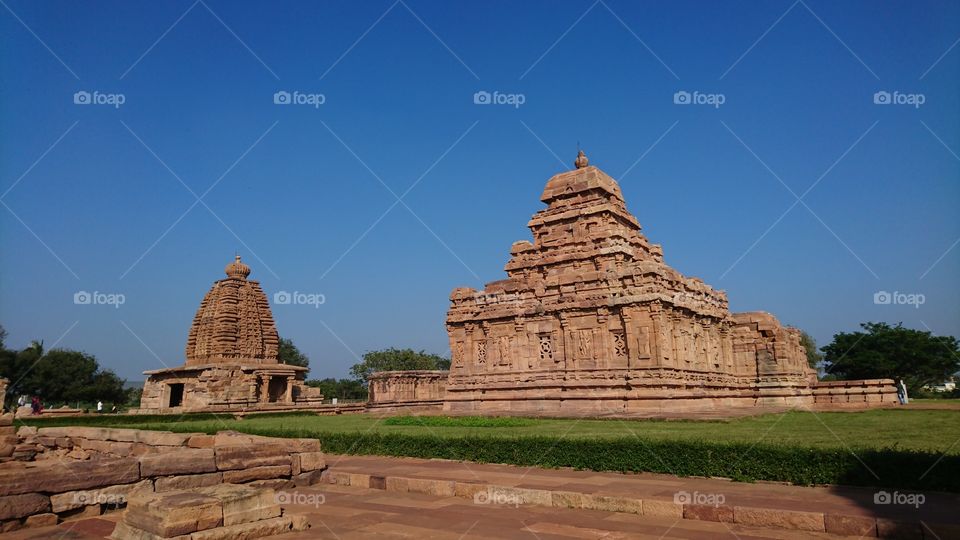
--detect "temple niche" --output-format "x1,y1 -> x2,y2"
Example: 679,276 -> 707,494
365,151 -> 896,416
135,256 -> 323,413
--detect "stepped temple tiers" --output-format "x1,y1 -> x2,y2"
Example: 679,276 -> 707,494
368,152 -> 898,415
136,256 -> 323,413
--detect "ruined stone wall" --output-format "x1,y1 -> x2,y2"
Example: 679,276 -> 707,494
367,371 -> 448,412
812,380 -> 899,408
0,425 -> 327,532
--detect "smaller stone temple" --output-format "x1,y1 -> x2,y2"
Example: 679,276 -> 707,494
136,256 -> 323,413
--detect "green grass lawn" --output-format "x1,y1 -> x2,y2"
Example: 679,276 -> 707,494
22,408 -> 959,455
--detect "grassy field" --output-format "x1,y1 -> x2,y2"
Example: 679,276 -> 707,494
22,408 -> 960,455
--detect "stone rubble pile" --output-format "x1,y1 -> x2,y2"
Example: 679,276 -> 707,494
0,423 -> 325,534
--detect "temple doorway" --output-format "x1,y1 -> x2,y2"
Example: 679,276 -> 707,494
267,376 -> 286,402
168,383 -> 184,407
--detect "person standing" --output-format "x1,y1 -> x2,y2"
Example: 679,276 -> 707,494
97,400 -> 103,413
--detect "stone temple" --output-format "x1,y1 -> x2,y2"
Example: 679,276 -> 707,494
368,152 -> 897,415
136,256 -> 323,413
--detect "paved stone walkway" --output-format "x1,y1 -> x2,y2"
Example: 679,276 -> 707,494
320,454 -> 959,538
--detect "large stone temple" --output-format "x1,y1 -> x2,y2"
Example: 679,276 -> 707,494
136,256 -> 323,413
368,152 -> 897,415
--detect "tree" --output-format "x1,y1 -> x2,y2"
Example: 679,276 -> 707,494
278,337 -> 309,370
821,322 -> 960,391
305,378 -> 368,400
799,331 -> 823,370
349,348 -> 450,382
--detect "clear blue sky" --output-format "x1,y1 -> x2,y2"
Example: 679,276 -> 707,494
1,0 -> 958,381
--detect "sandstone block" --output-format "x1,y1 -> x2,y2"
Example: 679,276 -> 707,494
0,493 -> 50,520
0,458 -> 140,496
0,413 -> 13,426
190,516 -> 294,540
454,482 -> 486,500
110,520 -> 186,540
214,444 -> 291,470
295,452 -> 325,472
187,435 -> 215,448
50,479 -> 154,513
155,472 -> 223,492
325,471 -> 353,487
221,464 -> 290,484
0,426 -> 17,436
582,494 -> 642,514
16,426 -> 37,438
824,514 -> 876,537
197,484 -> 280,526
140,448 -> 216,477
348,473 -> 371,488
684,503 -> 734,522
550,491 -> 584,509
642,499 -> 683,518
734,506 -> 824,532
124,491 -> 223,536
24,513 -> 57,528
246,479 -> 294,491
292,470 -> 326,487
61,503 -> 102,521
405,478 -> 455,497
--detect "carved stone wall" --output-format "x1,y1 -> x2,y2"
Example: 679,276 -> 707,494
367,371 -> 448,412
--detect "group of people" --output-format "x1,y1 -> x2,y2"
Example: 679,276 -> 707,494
16,395 -> 43,415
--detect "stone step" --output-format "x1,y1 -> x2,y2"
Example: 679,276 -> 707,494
321,454 -> 960,539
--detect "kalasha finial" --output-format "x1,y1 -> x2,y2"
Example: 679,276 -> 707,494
225,255 -> 251,280
574,149 -> 589,169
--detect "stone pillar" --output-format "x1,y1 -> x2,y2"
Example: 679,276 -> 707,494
285,376 -> 294,403
260,376 -> 270,403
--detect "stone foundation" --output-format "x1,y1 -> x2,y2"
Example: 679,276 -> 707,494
0,420 -> 326,533
812,380 -> 900,408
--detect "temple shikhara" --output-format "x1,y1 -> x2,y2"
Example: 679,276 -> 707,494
368,151 -> 897,415
136,256 -> 323,413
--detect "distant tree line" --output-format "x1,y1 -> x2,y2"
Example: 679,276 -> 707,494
0,325 -> 128,411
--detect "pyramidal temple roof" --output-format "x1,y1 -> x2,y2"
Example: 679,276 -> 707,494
184,256 -> 280,366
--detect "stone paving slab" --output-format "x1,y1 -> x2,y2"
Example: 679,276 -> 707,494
321,453 -> 960,538
1,483 -> 953,539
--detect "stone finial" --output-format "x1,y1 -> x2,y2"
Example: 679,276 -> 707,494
574,149 -> 589,169
225,255 -> 251,280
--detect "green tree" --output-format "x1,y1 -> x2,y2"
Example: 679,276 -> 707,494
799,330 -> 823,370
822,322 -> 959,391
278,337 -> 309,370
349,348 -> 450,382
305,378 -> 368,400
